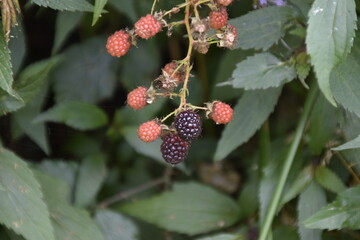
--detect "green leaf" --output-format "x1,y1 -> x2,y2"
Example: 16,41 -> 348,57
196,234 -> 243,240
95,209 -> 139,240
304,185 -> 360,230
92,0 -> 108,26
122,126 -> 188,173
306,0 -> 357,105
107,0 -> 137,21
120,39 -> 160,91
34,101 -> 108,130
219,53 -> 296,90
308,94 -> 337,155
34,171 -> 105,240
273,226 -> 299,240
211,49 -> 252,101
230,6 -> 298,50
214,87 -> 282,161
52,37 -> 116,103
288,0 -> 312,19
332,135 -> 360,151
281,166 -> 313,207
0,57 -> 59,114
298,182 -> 326,240
0,25 -> 17,99
330,55 -> 360,118
38,160 -> 78,201
315,166 -> 346,194
295,52 -> 311,87
31,0 -> 94,12
9,23 -> 26,75
120,182 -> 240,235
53,12 -> 84,54
13,86 -> 50,154
337,110 -> 360,173
0,147 -> 55,240
237,174 -> 258,219
74,154 -> 107,207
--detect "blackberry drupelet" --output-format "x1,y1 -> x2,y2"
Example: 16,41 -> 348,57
174,110 -> 202,141
160,133 -> 189,165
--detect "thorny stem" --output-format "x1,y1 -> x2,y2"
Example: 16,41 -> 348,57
259,83 -> 318,240
177,0 -> 194,111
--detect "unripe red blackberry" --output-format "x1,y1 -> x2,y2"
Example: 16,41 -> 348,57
209,8 -> 228,30
106,30 -> 131,57
161,133 -> 189,165
217,0 -> 233,6
209,101 -> 233,124
174,110 -> 202,141
137,120 -> 162,142
127,86 -> 148,110
135,14 -> 162,39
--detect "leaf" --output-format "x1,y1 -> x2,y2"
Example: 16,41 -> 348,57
196,234 -> 243,240
306,0 -> 357,105
13,86 -> 50,154
332,135 -> 360,151
288,0 -> 312,19
295,52 -> 311,86
74,154 -> 107,207
280,166 -> 313,207
120,182 -> 240,235
34,171 -> 105,240
219,53 -> 296,90
107,0 -> 137,21
9,23 -> 26,75
337,110 -> 360,173
0,147 -> 55,240
237,174 -> 258,219
315,166 -> 346,194
211,49 -> 252,101
52,37 -> 116,104
95,209 -> 139,240
53,11 -> 84,54
230,6 -> 298,50
308,94 -> 337,155
122,126 -> 188,173
92,0 -> 108,26
304,185 -> 360,230
0,24 -> 17,99
330,55 -> 360,118
120,39 -> 160,91
0,57 -> 59,114
297,182 -> 326,240
34,101 -> 108,130
214,87 -> 282,161
273,226 -> 299,240
31,0 -> 94,12
38,160 -> 78,201
111,98 -> 166,128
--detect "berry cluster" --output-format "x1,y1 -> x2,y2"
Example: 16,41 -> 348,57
107,0 -> 236,165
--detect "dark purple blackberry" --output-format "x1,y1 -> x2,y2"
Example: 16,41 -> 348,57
174,110 -> 202,141
161,133 -> 189,165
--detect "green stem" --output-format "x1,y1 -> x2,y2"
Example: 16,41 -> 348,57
258,83 -> 318,240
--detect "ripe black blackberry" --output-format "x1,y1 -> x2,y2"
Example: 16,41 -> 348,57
161,133 -> 189,165
174,110 -> 202,141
